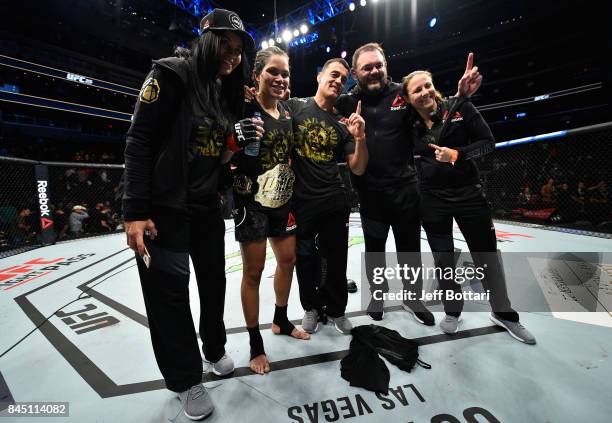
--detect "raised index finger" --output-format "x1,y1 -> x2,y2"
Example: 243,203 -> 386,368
465,52 -> 474,73
356,100 -> 361,116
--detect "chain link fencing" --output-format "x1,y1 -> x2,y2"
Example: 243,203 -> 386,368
0,157 -> 124,258
1,122 -> 610,258
480,123 -> 611,234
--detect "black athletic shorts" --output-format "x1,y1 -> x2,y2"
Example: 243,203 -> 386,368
233,195 -> 296,243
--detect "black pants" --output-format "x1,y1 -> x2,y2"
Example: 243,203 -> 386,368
295,195 -> 350,318
136,207 -> 227,392
420,190 -> 518,321
358,183 -> 423,301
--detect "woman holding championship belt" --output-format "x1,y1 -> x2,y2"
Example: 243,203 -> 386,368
232,46 -> 310,376
404,70 -> 536,345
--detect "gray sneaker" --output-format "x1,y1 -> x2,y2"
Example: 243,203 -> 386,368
205,353 -> 234,376
177,383 -> 214,421
302,309 -> 319,333
439,314 -> 462,334
331,315 -> 353,334
490,313 -> 536,345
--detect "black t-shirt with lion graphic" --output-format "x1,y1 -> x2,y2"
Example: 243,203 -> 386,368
187,111 -> 230,207
231,99 -> 293,208
285,97 -> 355,202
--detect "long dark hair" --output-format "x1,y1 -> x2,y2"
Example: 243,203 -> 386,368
175,30 -> 250,128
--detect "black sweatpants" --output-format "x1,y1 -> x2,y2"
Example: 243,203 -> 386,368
358,183 -> 423,301
420,190 -> 518,321
135,207 -> 227,392
295,194 -> 350,318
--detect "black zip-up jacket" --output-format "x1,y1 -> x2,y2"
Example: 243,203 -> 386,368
413,97 -> 495,192
336,81 -> 417,191
123,57 -> 189,221
124,57 -> 229,221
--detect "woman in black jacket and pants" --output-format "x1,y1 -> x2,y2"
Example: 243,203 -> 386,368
403,70 -> 535,345
123,9 -> 263,420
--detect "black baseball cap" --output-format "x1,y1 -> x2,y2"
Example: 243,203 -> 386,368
200,9 -> 255,51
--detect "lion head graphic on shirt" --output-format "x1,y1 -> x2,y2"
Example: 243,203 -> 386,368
260,129 -> 292,171
295,118 -> 338,162
192,117 -> 227,158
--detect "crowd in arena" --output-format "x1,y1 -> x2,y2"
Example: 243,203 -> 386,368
516,179 -> 610,226
1,201 -> 122,246
0,163 -> 124,251
479,140 -> 611,230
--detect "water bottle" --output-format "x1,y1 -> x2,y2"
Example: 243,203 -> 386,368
244,111 -> 261,156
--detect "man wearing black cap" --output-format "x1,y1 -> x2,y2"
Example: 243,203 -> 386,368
123,9 -> 262,421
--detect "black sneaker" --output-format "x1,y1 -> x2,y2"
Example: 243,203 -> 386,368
402,301 -> 435,326
367,298 -> 385,321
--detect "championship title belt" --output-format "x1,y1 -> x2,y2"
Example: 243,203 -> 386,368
254,164 -> 295,208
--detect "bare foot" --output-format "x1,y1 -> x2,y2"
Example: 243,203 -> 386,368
250,354 -> 270,375
271,324 -> 311,340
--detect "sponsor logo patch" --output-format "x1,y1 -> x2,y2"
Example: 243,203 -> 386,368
390,94 -> 407,111
229,13 -> 244,30
139,78 -> 160,104
450,111 -> 463,122
286,212 -> 297,231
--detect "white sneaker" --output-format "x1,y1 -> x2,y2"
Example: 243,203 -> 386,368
439,314 -> 463,334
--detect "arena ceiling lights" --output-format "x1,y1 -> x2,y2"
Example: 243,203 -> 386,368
258,0 -> 390,50
166,0 -> 384,50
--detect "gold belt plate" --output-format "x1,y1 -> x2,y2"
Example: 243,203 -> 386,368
254,164 -> 295,208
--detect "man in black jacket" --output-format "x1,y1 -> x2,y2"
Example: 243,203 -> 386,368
335,43 -> 481,323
